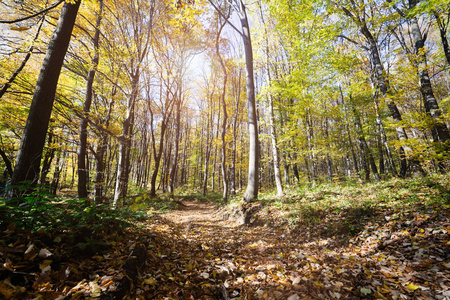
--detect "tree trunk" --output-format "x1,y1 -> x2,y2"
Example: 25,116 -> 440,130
351,100 -> 379,181
340,86 -> 359,175
230,69 -> 241,195
8,0 -> 81,197
216,15 -> 229,202
434,11 -> 450,66
40,131 -> 56,185
359,23 -> 419,177
113,72 -> 139,206
169,94 -> 182,195
0,148 -> 13,179
236,0 -> 259,202
78,0 -> 103,198
149,110 -> 168,197
409,15 -> 450,144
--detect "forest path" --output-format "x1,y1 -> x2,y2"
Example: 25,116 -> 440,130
139,200 -> 449,299
143,200 -> 313,299
162,200 -> 236,228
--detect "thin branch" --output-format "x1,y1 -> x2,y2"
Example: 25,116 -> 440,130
0,16 -> 45,99
207,0 -> 243,36
0,0 -> 65,24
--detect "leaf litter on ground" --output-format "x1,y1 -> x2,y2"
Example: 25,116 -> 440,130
0,176 -> 449,299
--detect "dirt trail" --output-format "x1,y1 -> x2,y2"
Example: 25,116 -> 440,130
162,201 -> 233,227
147,200 -> 309,299
140,201 -> 449,299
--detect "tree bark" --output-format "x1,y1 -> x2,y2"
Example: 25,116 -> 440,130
8,0 -> 81,197
230,69 -> 241,195
168,92 -> 182,196
0,148 -> 13,178
78,0 -> 103,198
434,10 -> 450,66
40,131 -> 56,185
351,99 -> 380,181
235,0 -> 259,202
113,72 -> 139,206
409,14 -> 450,144
216,12 -> 229,202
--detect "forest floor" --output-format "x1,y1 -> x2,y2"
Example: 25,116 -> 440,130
1,177 -> 450,299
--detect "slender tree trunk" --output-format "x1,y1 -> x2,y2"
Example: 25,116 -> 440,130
434,11 -> 450,66
305,111 -> 316,184
0,148 -> 13,179
94,94 -> 113,203
283,152 -> 290,186
359,23 -> 420,177
324,119 -> 333,181
50,150 -> 62,195
351,100 -> 379,181
216,21 -> 229,202
78,0 -> 103,198
149,102 -> 169,196
202,104 -> 213,196
40,131 -> 56,185
8,0 -> 81,198
230,69 -> 241,195
236,0 -> 259,202
113,72 -> 139,205
340,86 -> 359,175
373,98 -> 385,176
169,94 -> 182,195
259,3 -> 283,196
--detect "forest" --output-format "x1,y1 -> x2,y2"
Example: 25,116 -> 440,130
0,0 -> 449,299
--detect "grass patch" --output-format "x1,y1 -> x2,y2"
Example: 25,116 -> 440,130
256,175 -> 450,238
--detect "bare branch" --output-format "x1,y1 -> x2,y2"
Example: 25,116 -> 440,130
0,0 -> 65,24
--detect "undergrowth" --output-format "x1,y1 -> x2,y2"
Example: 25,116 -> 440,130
256,175 -> 450,237
0,187 -> 148,234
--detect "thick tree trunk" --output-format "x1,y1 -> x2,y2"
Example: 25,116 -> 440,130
8,0 -> 81,197
78,0 -> 103,198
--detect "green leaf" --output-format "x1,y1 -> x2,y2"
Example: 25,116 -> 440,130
360,287 -> 371,295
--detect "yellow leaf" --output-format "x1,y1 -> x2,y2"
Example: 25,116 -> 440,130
39,260 -> 52,270
10,26 -> 31,31
407,283 -> 419,290
143,277 -> 157,285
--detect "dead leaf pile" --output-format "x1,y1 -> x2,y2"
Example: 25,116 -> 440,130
0,200 -> 449,299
